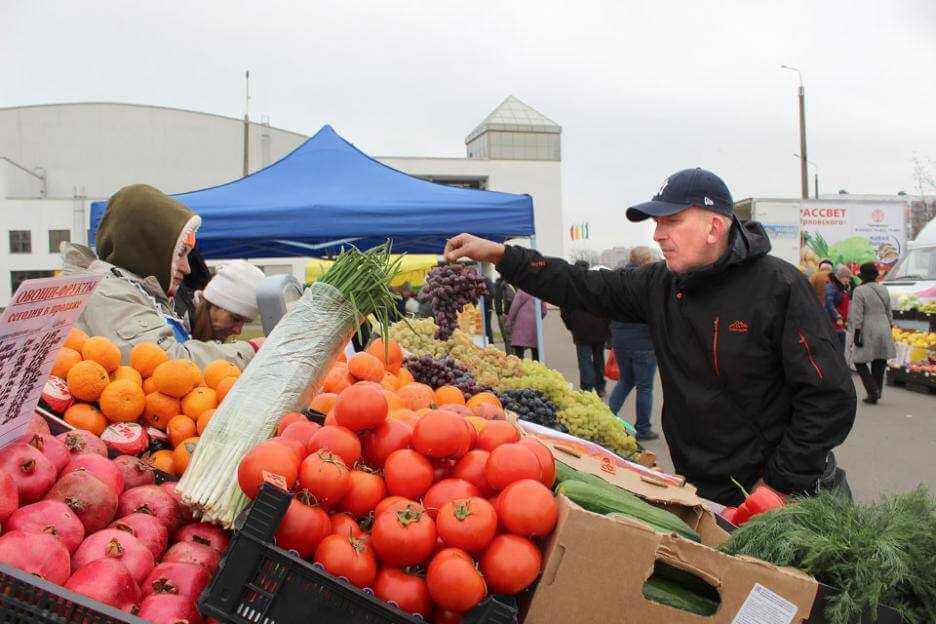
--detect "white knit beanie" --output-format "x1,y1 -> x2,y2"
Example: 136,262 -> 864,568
203,261 -> 265,319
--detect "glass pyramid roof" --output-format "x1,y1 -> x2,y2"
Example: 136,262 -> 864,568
465,96 -> 561,144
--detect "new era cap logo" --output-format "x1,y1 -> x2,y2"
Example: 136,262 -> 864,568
729,320 -> 749,333
657,178 -> 670,197
704,196 -> 715,206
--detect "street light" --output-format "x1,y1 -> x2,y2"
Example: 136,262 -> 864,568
781,65 -> 809,200
793,154 -> 819,199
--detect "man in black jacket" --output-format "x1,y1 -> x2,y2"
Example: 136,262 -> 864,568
444,168 -> 856,506
560,261 -> 611,396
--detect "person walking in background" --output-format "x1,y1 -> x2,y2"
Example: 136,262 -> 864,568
849,262 -> 896,405
493,277 -> 516,354
809,259 -> 833,302
561,261 -> 611,396
481,276 -> 496,345
823,266 -> 849,350
607,247 -> 659,440
506,289 -> 546,360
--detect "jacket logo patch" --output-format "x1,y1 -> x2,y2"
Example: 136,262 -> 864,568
728,320 -> 749,333
530,260 -> 547,269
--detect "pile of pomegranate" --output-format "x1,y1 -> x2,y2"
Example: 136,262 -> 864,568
0,413 -> 228,623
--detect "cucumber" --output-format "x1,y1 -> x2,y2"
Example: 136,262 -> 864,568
554,461 -> 612,490
556,480 -> 700,542
643,576 -> 719,616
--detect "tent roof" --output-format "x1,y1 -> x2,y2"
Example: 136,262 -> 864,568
89,125 -> 534,258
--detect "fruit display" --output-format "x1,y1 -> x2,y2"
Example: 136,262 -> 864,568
892,326 -> 936,351
457,304 -> 482,335
403,354 -> 490,397
498,389 -> 565,433
418,264 -> 489,340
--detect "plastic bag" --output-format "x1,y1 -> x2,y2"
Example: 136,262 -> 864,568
604,350 -> 620,380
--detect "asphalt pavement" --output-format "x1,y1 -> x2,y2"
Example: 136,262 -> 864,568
533,312 -> 936,502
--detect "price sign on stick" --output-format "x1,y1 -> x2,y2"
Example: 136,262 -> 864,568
0,275 -> 102,448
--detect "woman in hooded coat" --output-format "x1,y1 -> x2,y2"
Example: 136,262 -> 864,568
848,262 -> 896,404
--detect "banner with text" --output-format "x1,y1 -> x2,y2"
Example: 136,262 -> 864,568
800,201 -> 906,276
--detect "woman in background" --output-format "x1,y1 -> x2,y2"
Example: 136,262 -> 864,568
849,262 -> 896,405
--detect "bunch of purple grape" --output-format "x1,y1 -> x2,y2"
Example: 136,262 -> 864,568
418,264 -> 489,340
403,355 -> 491,397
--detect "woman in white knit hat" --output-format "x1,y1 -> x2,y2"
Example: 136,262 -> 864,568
191,260 -> 266,343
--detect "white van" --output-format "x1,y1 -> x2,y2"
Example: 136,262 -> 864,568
884,218 -> 936,305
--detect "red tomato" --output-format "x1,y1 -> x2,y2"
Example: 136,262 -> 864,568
436,497 -> 497,553
426,548 -> 487,613
276,412 -> 306,436
341,469 -> 387,516
330,512 -> 366,538
412,411 -> 471,459
281,420 -> 322,448
299,450 -> 351,507
374,496 -> 422,519
451,450 -> 494,497
497,479 -> 557,537
269,435 -> 308,463
362,419 -> 412,468
383,450 -> 434,500
275,489 -> 331,558
423,479 -> 481,519
335,383 -> 388,432
475,420 -> 519,452
371,505 -> 437,567
237,440 -> 300,499
480,534 -> 542,595
518,438 -> 556,488
484,443 -> 541,491
307,425 -> 362,468
462,418 -> 477,451
314,534 -> 377,588
373,568 -> 433,618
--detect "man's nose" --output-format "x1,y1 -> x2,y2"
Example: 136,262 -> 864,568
652,224 -> 665,242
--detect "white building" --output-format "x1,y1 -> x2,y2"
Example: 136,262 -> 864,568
0,96 -> 563,305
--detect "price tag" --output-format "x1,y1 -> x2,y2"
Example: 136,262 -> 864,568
261,470 -> 289,491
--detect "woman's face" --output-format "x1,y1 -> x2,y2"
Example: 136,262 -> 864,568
209,306 -> 250,341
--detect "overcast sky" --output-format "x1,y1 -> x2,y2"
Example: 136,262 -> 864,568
4,1 -> 935,251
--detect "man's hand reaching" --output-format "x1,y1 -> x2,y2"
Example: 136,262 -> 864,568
443,234 -> 506,265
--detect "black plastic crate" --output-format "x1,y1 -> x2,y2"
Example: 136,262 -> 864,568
0,561 -> 147,624
199,483 -> 518,624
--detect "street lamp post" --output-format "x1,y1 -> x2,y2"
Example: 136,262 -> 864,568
782,65 -> 809,200
793,154 -> 819,199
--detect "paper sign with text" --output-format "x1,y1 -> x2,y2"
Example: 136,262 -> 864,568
0,275 -> 102,448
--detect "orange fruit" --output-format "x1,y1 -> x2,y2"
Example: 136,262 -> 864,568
51,347 -> 82,379
397,368 -> 414,386
150,449 -> 176,476
383,389 -> 404,412
466,416 -> 489,433
130,342 -> 168,378
309,393 -> 339,415
63,403 -> 107,436
99,380 -> 146,423
216,376 -> 237,403
63,327 -> 88,352
142,376 -> 158,394
173,436 -> 199,474
167,415 -> 197,448
347,352 -> 386,382
203,360 -> 241,390
111,365 -> 143,386
181,387 -> 217,420
323,364 -> 354,394
366,338 -> 404,374
143,392 -> 181,430
466,391 -> 503,411
380,373 -> 399,392
185,360 -> 205,387
435,385 -> 466,406
152,359 -> 200,399
398,382 -> 436,410
196,408 -> 215,435
80,336 -> 122,373
66,360 -> 110,402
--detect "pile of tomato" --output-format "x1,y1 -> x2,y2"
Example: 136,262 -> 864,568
236,369 -> 558,623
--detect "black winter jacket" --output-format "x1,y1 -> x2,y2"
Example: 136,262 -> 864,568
496,222 -> 856,506
560,307 -> 611,345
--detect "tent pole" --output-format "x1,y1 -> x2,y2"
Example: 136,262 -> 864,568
530,236 -> 546,362
478,261 -> 489,348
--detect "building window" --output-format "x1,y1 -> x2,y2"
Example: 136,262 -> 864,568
10,270 -> 55,295
48,229 -> 71,253
9,230 -> 31,254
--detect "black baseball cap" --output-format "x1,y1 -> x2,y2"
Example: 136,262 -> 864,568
627,168 -> 735,222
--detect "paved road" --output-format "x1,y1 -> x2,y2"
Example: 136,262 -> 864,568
530,313 -> 936,502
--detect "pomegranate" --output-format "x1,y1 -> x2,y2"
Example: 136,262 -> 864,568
58,429 -> 108,457
162,541 -> 222,575
142,561 -> 210,600
62,454 -> 125,494
28,412 -> 52,435
45,470 -> 118,533
21,432 -> 70,474
173,522 -> 230,553
101,423 -> 149,456
110,512 -> 169,559
113,455 -> 156,489
66,558 -> 141,612
137,593 -> 204,624
160,482 -> 194,524
118,485 -> 183,532
0,468 -> 18,522
0,530 -> 71,584
0,442 -> 57,503
73,528 -> 155,584
6,500 -> 85,553
42,376 -> 73,414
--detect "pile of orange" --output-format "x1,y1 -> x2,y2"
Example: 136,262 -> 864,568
51,328 -> 243,477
